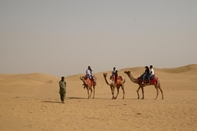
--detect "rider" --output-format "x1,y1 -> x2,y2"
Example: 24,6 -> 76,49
110,67 -> 116,78
148,65 -> 155,84
114,70 -> 118,83
110,67 -> 118,83
141,66 -> 150,84
86,66 -> 94,83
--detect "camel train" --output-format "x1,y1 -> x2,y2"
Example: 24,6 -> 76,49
79,66 -> 164,100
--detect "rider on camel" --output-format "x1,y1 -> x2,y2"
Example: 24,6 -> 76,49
85,66 -> 94,83
141,66 -> 150,84
148,65 -> 155,84
110,67 -> 118,83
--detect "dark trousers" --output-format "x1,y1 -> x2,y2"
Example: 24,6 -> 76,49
142,73 -> 148,82
114,75 -> 118,83
148,75 -> 154,83
59,89 -> 66,102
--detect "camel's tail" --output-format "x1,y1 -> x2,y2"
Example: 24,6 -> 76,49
122,79 -> 126,83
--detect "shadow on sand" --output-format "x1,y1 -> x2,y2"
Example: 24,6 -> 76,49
67,97 -> 116,100
42,101 -> 62,104
67,97 -> 87,99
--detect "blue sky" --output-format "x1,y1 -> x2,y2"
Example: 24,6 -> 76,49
0,0 -> 197,76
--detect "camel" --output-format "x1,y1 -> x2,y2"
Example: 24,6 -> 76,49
79,76 -> 96,99
124,71 -> 164,99
103,73 -> 125,99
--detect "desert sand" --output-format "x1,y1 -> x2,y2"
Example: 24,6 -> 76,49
0,64 -> 197,131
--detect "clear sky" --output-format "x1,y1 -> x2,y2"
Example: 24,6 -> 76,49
0,0 -> 197,76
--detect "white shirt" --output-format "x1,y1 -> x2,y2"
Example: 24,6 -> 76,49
112,70 -> 117,75
86,69 -> 92,76
150,68 -> 154,75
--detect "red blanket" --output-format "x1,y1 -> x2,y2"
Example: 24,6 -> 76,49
138,77 -> 158,85
86,78 -> 96,87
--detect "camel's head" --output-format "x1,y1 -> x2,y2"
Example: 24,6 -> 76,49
103,73 -> 107,77
124,71 -> 130,75
79,76 -> 84,80
79,76 -> 87,87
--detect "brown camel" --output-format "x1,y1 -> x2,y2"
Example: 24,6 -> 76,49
124,71 -> 164,99
79,76 -> 96,99
103,73 -> 125,99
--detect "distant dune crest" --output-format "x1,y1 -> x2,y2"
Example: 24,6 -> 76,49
0,73 -> 59,85
66,64 -> 197,79
161,64 -> 197,73
0,64 -> 197,82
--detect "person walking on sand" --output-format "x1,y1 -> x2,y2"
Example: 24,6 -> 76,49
59,76 -> 66,103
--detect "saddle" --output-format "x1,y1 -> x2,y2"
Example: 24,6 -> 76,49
111,76 -> 123,85
138,75 -> 158,85
85,77 -> 96,87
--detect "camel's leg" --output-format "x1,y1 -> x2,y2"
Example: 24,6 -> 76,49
110,86 -> 113,99
154,86 -> 159,100
89,87 -> 92,99
92,86 -> 95,99
141,86 -> 145,99
158,82 -> 164,99
114,87 -> 120,99
111,86 -> 115,99
136,86 -> 141,99
121,85 -> 125,99
160,88 -> 164,99
87,88 -> 90,99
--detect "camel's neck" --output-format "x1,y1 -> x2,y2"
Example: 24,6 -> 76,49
103,76 -> 111,86
80,78 -> 87,85
126,73 -> 138,84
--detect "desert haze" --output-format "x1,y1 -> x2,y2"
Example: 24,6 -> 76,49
0,64 -> 197,131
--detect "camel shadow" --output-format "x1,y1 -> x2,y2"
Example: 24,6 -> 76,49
67,97 -> 87,99
67,97 -> 115,100
42,100 -> 62,104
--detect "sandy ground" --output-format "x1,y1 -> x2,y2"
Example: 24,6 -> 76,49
0,64 -> 197,131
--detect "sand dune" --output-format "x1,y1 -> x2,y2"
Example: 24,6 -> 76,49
161,64 -> 197,73
0,64 -> 197,131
